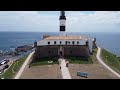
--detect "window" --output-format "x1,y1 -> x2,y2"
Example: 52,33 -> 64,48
54,41 -> 56,45
48,41 -> 50,45
65,41 -> 67,45
77,41 -> 79,44
60,41 -> 62,44
72,41 -> 74,45
69,41 -> 70,44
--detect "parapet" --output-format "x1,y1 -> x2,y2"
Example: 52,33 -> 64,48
42,35 -> 51,40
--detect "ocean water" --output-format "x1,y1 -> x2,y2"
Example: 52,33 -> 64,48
0,32 -> 120,56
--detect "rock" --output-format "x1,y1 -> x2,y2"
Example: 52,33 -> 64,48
15,45 -> 33,53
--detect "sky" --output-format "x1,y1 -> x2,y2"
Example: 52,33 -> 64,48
0,11 -> 120,32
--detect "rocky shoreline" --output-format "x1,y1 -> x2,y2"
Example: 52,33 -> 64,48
15,45 -> 33,53
0,44 -> 34,56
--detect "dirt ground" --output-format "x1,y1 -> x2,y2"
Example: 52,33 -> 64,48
68,64 -> 119,79
19,55 -> 119,79
20,64 -> 62,79
20,63 -> 119,79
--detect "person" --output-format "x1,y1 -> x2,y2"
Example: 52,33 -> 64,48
60,66 -> 61,69
66,61 -> 69,67
66,63 -> 68,67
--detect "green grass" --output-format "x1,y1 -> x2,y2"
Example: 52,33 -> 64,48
0,62 -> 15,79
65,56 -> 93,64
13,55 -> 28,72
0,55 -> 28,79
30,57 -> 58,66
101,49 -> 120,74
66,57 -> 93,64
91,48 -> 98,63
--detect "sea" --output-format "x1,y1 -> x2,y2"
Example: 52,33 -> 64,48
0,32 -> 120,57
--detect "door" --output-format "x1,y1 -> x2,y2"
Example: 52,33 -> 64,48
59,46 -> 64,58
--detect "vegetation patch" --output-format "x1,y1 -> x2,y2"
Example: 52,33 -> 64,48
65,56 -> 93,64
91,48 -> 98,63
101,49 -> 120,74
0,55 -> 28,79
30,57 -> 58,66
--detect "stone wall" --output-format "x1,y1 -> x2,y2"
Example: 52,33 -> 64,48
42,35 -> 51,40
64,45 -> 90,58
34,46 -> 59,60
33,45 -> 90,60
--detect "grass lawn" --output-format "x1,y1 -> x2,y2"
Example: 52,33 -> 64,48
30,57 -> 58,66
101,49 -> 120,74
65,57 -> 93,64
91,48 -> 98,63
0,55 -> 28,79
13,55 -> 28,72
0,62 -> 15,79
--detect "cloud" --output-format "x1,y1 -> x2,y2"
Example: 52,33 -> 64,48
66,11 -> 120,32
0,11 -> 120,32
0,11 -> 59,32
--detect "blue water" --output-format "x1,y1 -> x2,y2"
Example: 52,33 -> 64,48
0,32 -> 120,56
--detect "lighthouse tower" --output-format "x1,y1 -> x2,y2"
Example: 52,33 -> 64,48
59,11 -> 66,36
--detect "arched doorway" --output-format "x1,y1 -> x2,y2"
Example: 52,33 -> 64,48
59,46 -> 64,58
60,51 -> 63,56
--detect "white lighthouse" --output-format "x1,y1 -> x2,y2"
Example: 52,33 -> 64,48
59,11 -> 66,36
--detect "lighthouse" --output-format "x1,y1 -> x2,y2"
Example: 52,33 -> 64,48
59,11 -> 66,36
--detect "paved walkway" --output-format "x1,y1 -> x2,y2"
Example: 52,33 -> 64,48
96,47 -> 120,78
59,59 -> 71,79
14,51 -> 35,79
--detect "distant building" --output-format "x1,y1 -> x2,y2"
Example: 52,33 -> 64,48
33,11 -> 97,60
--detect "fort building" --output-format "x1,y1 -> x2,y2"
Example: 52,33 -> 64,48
33,11 -> 97,60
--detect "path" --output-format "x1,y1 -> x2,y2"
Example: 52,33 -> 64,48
96,47 -> 120,78
59,59 -> 71,79
14,51 -> 35,79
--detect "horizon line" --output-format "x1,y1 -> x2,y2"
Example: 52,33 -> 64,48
0,31 -> 120,33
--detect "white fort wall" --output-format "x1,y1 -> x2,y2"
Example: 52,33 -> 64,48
37,39 -> 87,46
88,38 -> 93,53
